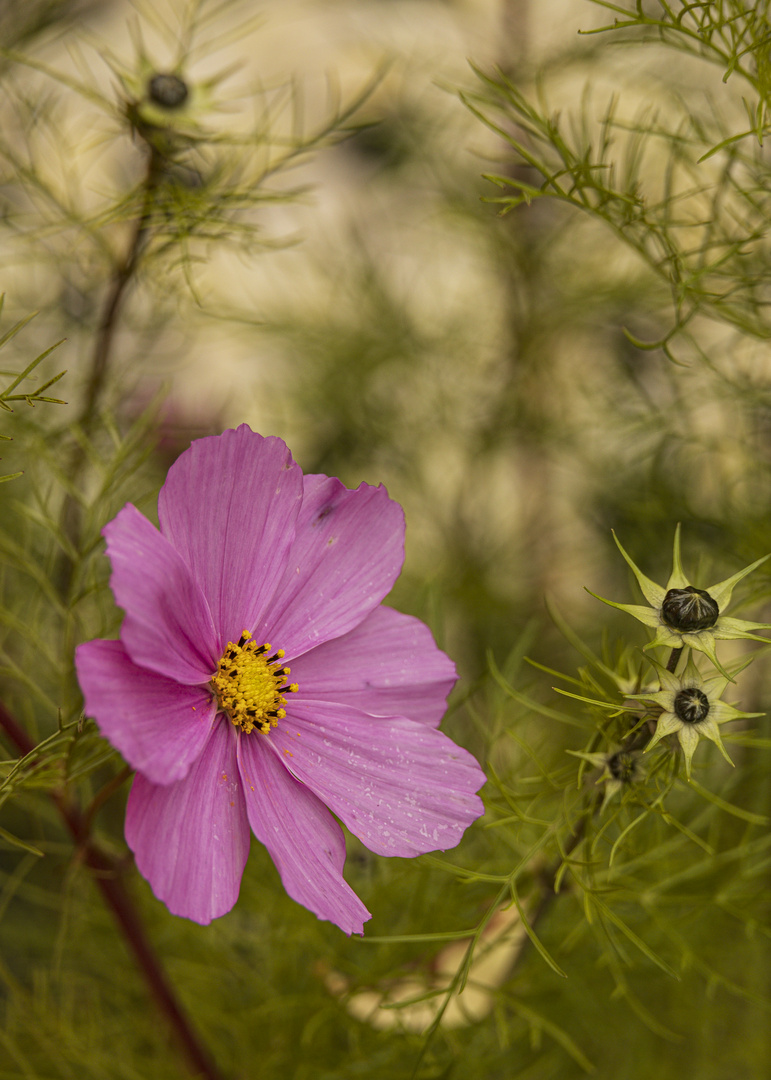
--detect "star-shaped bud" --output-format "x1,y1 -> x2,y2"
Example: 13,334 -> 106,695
630,654 -> 762,778
103,46 -> 233,153
590,525 -> 771,678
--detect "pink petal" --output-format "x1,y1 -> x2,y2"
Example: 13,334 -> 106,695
125,719 -> 250,924
157,426 -> 303,651
104,504 -> 218,684
237,735 -> 371,935
256,474 -> 405,660
76,639 -> 216,784
290,606 -> 456,727
271,701 -> 485,858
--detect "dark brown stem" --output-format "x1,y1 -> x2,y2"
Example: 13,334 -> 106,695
82,764 -> 134,835
509,799 -> 596,979
0,701 -> 225,1080
666,647 -> 683,673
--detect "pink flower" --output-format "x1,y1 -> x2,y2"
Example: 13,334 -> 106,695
75,426 -> 485,933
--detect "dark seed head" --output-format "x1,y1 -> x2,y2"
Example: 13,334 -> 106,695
148,73 -> 189,110
607,750 -> 637,783
674,687 -> 710,724
661,586 -> 719,632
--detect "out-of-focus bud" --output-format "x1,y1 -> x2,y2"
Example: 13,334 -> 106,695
567,746 -> 644,811
116,56 -> 222,154
607,749 -> 639,783
147,73 -> 189,110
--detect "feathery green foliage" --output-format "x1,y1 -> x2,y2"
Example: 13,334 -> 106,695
2,0 -> 771,1077
0,299 -> 66,483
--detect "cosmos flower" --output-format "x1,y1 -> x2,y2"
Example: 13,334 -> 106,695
75,426 -> 485,933
591,526 -> 771,676
631,655 -> 761,778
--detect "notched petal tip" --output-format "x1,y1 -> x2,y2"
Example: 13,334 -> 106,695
238,735 -> 372,934
258,475 -> 407,659
158,425 -> 304,647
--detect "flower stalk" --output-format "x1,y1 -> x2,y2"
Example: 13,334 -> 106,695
57,143 -> 163,600
0,699 -> 225,1080
79,145 -> 162,432
666,647 -> 682,673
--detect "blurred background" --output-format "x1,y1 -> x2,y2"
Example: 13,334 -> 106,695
2,1 -> 771,1077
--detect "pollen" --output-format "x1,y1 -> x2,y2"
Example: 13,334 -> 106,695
210,630 -> 298,735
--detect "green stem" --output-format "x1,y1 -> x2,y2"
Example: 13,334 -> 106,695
77,148 -> 161,432
57,145 -> 162,600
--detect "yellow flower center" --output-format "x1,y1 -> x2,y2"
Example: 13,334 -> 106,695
211,630 -> 298,735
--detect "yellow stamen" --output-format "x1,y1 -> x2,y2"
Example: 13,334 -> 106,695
210,630 -> 298,735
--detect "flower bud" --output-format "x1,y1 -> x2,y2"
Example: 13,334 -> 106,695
148,73 -> 189,110
607,750 -> 638,783
661,586 -> 719,632
673,687 -> 710,724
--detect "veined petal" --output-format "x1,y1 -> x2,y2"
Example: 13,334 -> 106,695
104,505 -> 218,684
697,719 -> 735,766
76,639 -> 216,784
125,719 -> 250,925
681,632 -> 733,680
714,616 -> 771,641
717,615 -> 771,632
701,672 -> 731,700
158,426 -> 303,651
586,591 -> 661,627
709,701 -> 762,724
657,666 -> 684,693
272,700 -> 485,858
677,724 -> 701,777
631,689 -> 675,710
289,606 -> 456,728
612,532 -> 666,607
256,475 -> 405,660
645,710 -> 680,751
664,524 -> 690,591
647,625 -> 685,649
707,552 -> 771,611
237,736 -> 371,935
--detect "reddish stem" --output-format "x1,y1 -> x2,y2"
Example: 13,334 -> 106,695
0,701 -> 225,1080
